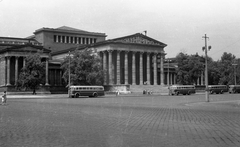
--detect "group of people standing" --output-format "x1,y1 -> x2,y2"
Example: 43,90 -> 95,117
2,91 -> 7,105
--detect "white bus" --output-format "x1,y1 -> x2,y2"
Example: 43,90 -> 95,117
169,85 -> 196,96
69,86 -> 105,98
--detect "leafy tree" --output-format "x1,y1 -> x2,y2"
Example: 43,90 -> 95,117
61,49 -> 104,86
175,52 -> 204,85
17,53 -> 45,93
175,51 -> 240,85
235,58 -> 240,84
218,52 -> 236,85
208,59 -> 221,85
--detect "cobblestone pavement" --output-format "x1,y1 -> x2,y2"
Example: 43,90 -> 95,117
0,93 -> 240,147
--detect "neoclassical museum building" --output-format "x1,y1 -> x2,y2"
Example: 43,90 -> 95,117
0,26 -> 178,94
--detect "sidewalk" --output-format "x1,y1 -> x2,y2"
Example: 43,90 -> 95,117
7,94 -> 68,99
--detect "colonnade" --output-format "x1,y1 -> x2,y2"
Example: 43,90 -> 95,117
54,35 -> 97,45
2,56 -> 49,86
101,50 -> 167,86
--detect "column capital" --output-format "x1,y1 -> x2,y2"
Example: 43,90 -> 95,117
146,52 -> 151,55
107,50 -> 113,53
100,50 -> 107,53
6,56 -> 12,59
139,51 -> 144,55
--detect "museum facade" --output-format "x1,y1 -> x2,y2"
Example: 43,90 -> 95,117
0,26 -> 178,94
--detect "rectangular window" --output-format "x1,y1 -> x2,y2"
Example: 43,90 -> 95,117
94,38 -> 97,43
82,38 -> 85,44
58,36 -> 61,43
75,37 -> 78,44
66,36 -> 69,43
78,37 -> 81,44
54,35 -> 57,42
62,36 -> 65,43
86,38 -> 89,44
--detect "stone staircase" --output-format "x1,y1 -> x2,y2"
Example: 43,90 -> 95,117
130,85 -> 169,94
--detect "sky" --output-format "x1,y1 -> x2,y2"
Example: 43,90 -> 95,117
1,0 -> 240,60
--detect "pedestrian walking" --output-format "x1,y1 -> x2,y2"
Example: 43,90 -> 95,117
2,91 -> 7,105
33,89 -> 36,95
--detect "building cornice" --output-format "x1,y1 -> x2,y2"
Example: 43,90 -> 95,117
34,27 -> 107,37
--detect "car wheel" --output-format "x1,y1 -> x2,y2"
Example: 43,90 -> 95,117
176,92 -> 179,95
75,93 -> 80,98
93,93 -> 98,97
220,90 -> 223,94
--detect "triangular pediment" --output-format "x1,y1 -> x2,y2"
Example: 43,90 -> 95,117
111,33 -> 167,47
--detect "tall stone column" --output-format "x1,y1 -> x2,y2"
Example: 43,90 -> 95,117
160,54 -> 164,85
132,52 -> 136,85
154,54 -> 157,85
103,51 -> 107,85
15,56 -> 19,85
201,71 -> 204,85
174,74 -> 176,85
170,73 -> 172,85
146,52 -> 150,84
124,51 -> 128,85
45,58 -> 49,86
80,37 -> 83,44
23,57 -> 26,67
116,51 -> 121,85
139,52 -> 143,85
60,70 -> 62,86
6,56 -> 11,86
108,50 -> 113,85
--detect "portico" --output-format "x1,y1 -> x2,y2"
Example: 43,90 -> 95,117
0,37 -> 51,93
89,33 -> 176,92
100,50 -> 166,86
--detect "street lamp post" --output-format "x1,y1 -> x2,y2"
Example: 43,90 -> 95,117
68,51 -> 71,98
202,34 -> 211,102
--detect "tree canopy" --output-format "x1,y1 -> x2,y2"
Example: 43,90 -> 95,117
175,51 -> 240,85
61,49 -> 104,86
176,52 -> 204,85
17,53 -> 45,91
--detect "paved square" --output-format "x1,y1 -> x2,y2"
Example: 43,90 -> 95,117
0,93 -> 240,147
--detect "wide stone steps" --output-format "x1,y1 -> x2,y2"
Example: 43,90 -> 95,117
130,85 -> 169,94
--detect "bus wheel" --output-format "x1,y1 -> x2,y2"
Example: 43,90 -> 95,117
75,93 -> 80,98
93,93 -> 98,97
